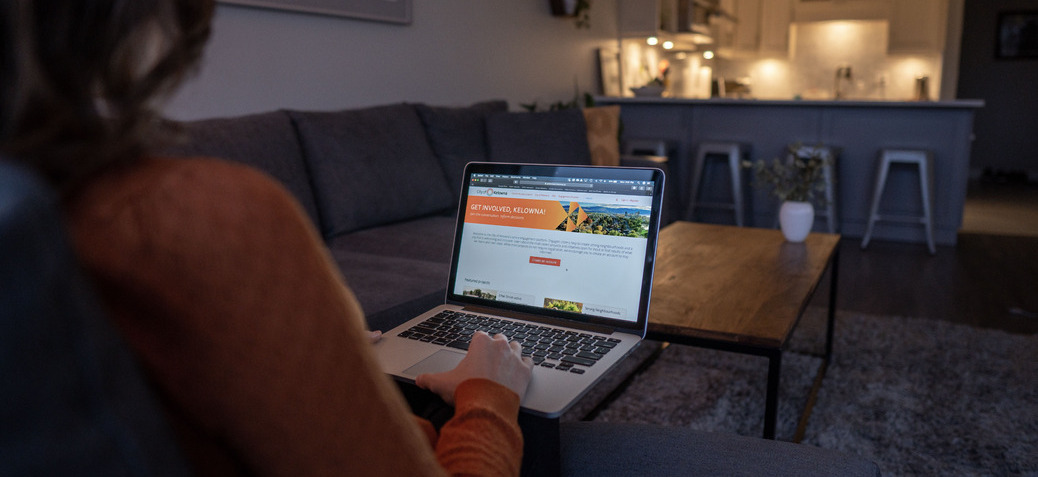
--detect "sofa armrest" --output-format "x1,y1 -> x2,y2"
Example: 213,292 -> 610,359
560,422 -> 881,477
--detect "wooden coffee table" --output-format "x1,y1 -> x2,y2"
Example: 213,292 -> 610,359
647,221 -> 840,440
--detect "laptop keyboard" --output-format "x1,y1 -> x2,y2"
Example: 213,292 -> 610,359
398,309 -> 620,374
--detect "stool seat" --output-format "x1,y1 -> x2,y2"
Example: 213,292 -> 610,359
623,138 -> 669,157
688,142 -> 749,227
861,149 -> 936,254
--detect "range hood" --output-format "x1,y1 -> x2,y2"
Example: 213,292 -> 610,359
619,0 -> 736,47
671,0 -> 736,43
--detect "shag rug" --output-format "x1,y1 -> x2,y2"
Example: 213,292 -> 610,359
588,309 -> 1038,476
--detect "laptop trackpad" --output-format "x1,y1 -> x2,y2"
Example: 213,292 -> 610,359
403,349 -> 465,377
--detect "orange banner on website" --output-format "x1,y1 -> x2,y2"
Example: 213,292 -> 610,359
464,196 -> 570,230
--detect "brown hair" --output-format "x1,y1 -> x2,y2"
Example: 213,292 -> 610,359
0,0 -> 214,192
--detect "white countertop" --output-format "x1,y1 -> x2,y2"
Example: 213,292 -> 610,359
595,96 -> 985,109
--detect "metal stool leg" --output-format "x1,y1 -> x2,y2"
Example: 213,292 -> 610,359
863,150 -> 936,253
728,145 -> 744,227
861,155 -> 891,250
823,162 -> 837,234
687,147 -> 709,221
919,154 -> 937,254
689,142 -> 747,226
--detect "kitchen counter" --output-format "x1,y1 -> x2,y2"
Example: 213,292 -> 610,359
596,96 -> 985,246
598,96 -> 985,109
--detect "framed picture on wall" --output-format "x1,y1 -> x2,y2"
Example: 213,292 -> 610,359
219,0 -> 412,25
996,11 -> 1038,59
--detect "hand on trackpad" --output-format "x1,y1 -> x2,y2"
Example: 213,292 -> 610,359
403,349 -> 465,377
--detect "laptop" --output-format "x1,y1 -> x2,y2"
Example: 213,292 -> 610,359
374,162 -> 665,417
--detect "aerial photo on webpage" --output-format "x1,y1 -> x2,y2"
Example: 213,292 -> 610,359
555,202 -> 652,238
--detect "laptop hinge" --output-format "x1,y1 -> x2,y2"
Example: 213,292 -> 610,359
459,304 -> 616,335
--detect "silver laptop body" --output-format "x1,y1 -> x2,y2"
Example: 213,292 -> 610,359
374,162 -> 665,418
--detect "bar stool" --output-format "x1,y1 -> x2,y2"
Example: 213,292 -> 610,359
861,149 -> 936,254
789,144 -> 839,234
622,138 -> 677,226
622,138 -> 668,157
688,142 -> 749,227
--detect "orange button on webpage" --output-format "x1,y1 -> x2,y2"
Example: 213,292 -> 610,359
529,256 -> 561,266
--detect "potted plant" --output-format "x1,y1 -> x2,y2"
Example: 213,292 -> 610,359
744,145 -> 832,242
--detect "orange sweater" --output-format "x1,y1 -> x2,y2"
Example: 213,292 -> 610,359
64,157 -> 523,476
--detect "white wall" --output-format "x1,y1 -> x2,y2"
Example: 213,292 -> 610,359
164,1 -> 619,120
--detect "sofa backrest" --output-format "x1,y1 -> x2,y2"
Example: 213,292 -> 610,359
163,102 -> 607,241
288,104 -> 457,238
485,109 -> 593,165
414,100 -> 508,199
0,160 -> 191,476
164,110 -> 324,229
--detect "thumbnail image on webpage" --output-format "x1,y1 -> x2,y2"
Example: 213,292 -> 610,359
453,185 -> 651,322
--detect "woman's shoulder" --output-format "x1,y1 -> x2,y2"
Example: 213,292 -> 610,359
72,156 -> 306,227
66,156 -> 320,274
132,156 -> 293,205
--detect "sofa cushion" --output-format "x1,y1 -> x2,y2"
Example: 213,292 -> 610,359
325,215 -> 457,264
289,105 -> 455,238
365,291 -> 447,336
325,215 -> 456,331
415,100 -> 508,196
485,109 -> 592,165
164,111 -> 322,229
329,250 -> 449,331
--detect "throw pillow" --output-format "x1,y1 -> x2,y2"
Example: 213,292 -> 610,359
582,106 -> 621,166
485,109 -> 592,165
289,104 -> 455,238
164,111 -> 323,229
414,100 -> 508,196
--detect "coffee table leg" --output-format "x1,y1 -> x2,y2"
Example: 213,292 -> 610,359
826,246 -> 840,362
764,350 -> 781,439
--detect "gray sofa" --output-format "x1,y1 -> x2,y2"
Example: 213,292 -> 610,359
165,100 -> 654,333
1,99 -> 881,474
0,157 -> 881,476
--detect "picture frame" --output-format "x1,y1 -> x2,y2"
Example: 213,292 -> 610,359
219,0 -> 412,25
996,11 -> 1038,59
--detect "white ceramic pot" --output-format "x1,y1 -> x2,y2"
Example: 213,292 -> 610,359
779,201 -> 814,243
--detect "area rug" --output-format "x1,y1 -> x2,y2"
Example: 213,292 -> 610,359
590,310 -> 1038,476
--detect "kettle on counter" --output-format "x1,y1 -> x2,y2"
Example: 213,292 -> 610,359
914,76 -> 930,101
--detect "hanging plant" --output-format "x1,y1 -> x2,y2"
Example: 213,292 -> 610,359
549,0 -> 591,29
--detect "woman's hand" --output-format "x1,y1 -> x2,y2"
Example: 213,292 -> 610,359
367,330 -> 382,344
415,331 -> 533,405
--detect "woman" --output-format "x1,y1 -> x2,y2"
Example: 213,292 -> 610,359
0,1 -> 532,476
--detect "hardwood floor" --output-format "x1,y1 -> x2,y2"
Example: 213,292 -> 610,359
810,180 -> 1038,336
961,180 -> 1038,238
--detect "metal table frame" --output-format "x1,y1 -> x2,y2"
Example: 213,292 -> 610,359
646,246 -> 840,440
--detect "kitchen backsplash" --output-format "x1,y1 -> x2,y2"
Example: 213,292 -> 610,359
623,19 -> 943,101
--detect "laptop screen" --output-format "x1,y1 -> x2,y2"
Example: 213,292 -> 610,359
446,162 -> 664,331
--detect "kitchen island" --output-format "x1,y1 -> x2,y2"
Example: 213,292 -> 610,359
596,97 -> 984,246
